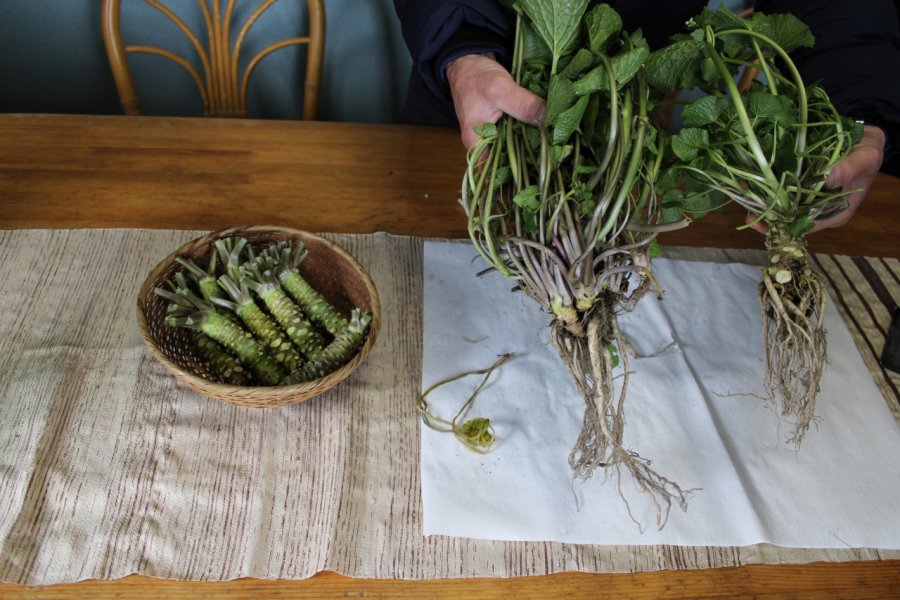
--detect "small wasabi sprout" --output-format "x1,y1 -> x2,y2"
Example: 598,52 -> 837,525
417,353 -> 514,454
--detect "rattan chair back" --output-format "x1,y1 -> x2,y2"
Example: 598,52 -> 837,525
102,0 -> 325,119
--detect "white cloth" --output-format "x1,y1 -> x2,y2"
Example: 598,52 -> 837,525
421,241 -> 900,547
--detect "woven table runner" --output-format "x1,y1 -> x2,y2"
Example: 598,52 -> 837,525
0,229 -> 897,585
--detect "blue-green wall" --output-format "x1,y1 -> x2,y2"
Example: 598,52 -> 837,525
0,0 -> 412,123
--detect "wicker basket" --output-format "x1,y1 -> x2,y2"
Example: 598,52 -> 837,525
136,226 -> 381,408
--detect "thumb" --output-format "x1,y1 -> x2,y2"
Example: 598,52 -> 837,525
493,77 -> 546,126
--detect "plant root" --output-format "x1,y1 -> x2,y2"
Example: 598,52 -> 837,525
552,307 -> 690,529
760,236 -> 827,444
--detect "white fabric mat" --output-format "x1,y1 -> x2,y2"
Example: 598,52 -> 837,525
421,241 -> 900,548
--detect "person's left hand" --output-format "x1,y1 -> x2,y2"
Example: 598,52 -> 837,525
810,124 -> 886,233
746,125 -> 885,234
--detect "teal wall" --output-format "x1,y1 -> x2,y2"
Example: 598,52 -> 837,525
0,0 -> 412,123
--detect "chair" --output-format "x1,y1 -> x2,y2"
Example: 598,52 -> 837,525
101,0 -> 325,119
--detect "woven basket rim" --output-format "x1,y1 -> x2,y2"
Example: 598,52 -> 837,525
136,226 -> 381,406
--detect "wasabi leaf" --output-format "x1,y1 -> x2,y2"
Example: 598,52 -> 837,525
585,3 -> 622,54
521,0 -> 590,71
671,127 -> 709,161
645,38 -> 704,91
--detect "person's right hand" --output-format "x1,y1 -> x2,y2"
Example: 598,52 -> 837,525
445,53 -> 546,151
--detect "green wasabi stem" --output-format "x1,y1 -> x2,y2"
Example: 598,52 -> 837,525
175,252 -> 222,301
165,309 -> 286,385
242,262 -> 325,359
282,309 -> 372,384
212,273 -> 304,372
192,331 -> 252,385
262,241 -> 350,336
213,236 -> 249,280
154,280 -> 205,312
155,284 -> 253,385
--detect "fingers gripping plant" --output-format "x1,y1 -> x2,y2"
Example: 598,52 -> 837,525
646,7 -> 862,443
462,1 -> 693,524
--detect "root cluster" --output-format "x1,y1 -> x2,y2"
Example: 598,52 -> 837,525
552,303 -> 690,529
760,240 -> 827,443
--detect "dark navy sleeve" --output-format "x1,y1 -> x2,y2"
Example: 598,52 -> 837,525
754,0 -> 900,173
393,0 -> 513,125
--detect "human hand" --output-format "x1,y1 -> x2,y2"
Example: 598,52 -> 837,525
810,125 -> 885,232
746,125 -> 886,234
445,53 -> 546,151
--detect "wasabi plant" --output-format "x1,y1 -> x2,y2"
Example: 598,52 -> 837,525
463,1 -> 697,525
646,6 -> 862,442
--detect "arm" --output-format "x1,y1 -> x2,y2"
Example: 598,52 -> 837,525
393,0 -> 514,127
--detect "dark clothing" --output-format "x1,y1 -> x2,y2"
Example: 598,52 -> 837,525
393,0 -> 900,174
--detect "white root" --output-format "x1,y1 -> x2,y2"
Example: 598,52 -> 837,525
554,309 -> 691,529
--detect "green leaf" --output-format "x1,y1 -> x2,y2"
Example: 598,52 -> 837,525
660,201 -> 685,224
788,214 -> 815,237
520,0 -> 590,69
571,46 -> 648,95
552,94 -> 589,145
513,184 -> 541,212
584,3 -> 622,54
748,12 -> 815,55
682,95 -> 729,127
581,93 -> 600,142
671,127 -> 709,161
682,191 -> 721,217
849,118 -> 864,145
643,126 -> 658,156
560,48 -> 596,79
691,6 -> 746,32
493,165 -> 512,188
573,62 -> 610,95
608,343 -> 620,368
655,167 -> 681,196
611,46 -> 650,87
550,144 -> 573,169
473,122 -> 498,139
746,92 -> 797,125
546,75 -> 577,124
645,38 -> 704,91
772,133 -> 798,175
699,55 -> 722,89
521,19 -> 552,64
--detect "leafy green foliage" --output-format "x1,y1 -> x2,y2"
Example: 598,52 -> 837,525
463,2 -> 692,316
648,5 -> 857,235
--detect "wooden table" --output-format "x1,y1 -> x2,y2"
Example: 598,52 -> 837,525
1,113 -> 898,599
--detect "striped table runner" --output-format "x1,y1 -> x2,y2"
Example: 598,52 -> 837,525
0,229 -> 897,585
813,254 -> 900,419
